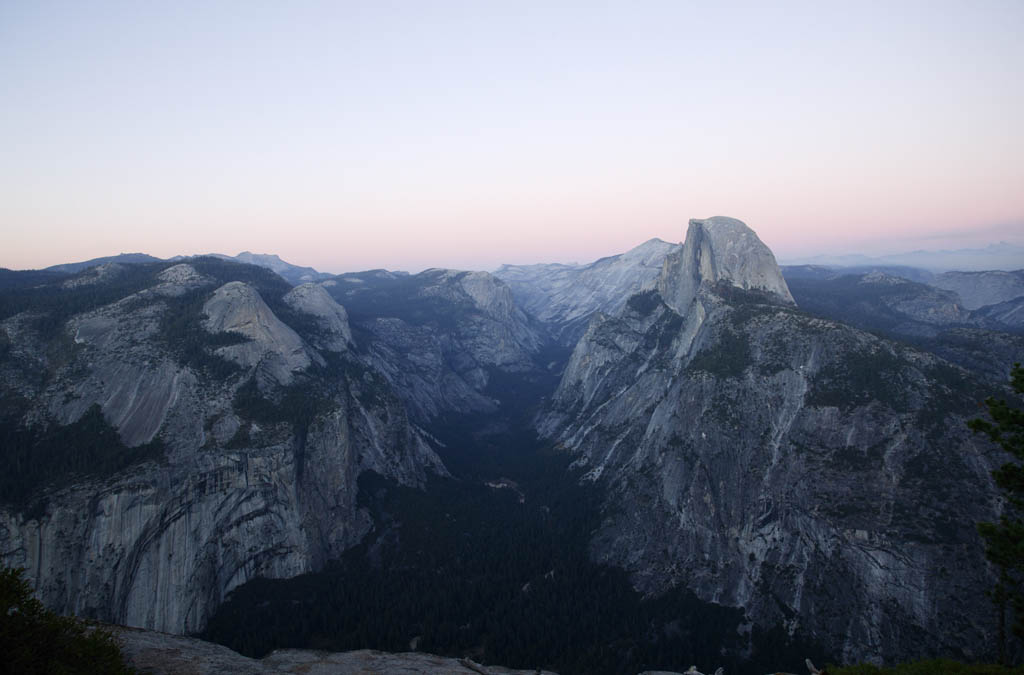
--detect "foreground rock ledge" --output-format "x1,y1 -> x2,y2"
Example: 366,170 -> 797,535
112,625 -> 559,674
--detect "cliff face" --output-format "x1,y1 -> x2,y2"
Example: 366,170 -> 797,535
0,259 -> 444,634
538,218 -> 1001,663
658,216 -> 794,315
495,238 -> 679,346
325,268 -> 546,421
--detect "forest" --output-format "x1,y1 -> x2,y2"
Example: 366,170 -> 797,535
202,395 -> 831,675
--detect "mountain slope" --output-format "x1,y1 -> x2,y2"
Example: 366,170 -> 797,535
324,268 -> 548,421
783,270 -> 1024,380
495,238 -> 679,345
44,253 -> 164,275
0,258 -> 444,634
209,252 -> 334,286
929,270 -> 1024,310
538,217 -> 1002,664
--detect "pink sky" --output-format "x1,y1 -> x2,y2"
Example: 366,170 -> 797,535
2,1 -> 1022,273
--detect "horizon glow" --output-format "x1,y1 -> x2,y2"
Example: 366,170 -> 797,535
1,1 -> 1022,274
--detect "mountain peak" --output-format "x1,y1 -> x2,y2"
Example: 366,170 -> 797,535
658,216 -> 794,313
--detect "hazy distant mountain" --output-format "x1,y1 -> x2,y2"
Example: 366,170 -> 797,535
929,269 -> 1024,310
205,252 -> 333,286
32,250 -> 330,287
782,241 -> 1024,272
781,264 -> 935,283
44,252 -> 163,275
0,268 -> 68,289
783,268 -> 1024,379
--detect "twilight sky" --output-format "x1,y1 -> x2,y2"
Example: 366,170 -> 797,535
1,1 -> 1022,273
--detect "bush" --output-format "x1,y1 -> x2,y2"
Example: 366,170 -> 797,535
0,566 -> 135,674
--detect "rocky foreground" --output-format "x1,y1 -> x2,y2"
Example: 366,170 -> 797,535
112,625 -> 560,674
113,624 -> 822,674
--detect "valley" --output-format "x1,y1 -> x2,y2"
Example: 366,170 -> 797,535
1,218 -> 1022,673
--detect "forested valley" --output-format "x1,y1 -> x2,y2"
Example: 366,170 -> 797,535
201,372 -> 830,675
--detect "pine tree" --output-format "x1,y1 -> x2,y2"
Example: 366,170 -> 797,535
970,363 -> 1024,664
0,566 -> 135,674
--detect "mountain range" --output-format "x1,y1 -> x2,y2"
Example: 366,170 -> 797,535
1,220 -> 1023,673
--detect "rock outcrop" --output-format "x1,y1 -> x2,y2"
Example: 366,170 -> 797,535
538,217 -> 1001,664
658,217 -> 793,315
0,259 -> 445,634
283,282 -> 354,351
112,625 -> 560,674
203,281 -> 321,386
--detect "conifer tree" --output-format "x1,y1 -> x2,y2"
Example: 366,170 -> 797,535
970,363 -> 1024,664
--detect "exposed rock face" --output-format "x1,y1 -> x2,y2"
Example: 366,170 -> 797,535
112,625 -> 560,674
538,217 -> 1001,664
929,269 -> 1024,310
496,238 -> 679,345
283,283 -> 354,351
155,263 -> 212,296
0,260 -> 445,634
658,217 -> 793,315
61,262 -> 128,288
57,302 -> 196,448
327,268 -> 545,420
203,281 -> 321,386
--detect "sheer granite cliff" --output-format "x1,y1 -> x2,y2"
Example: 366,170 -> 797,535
0,260 -> 444,634
538,218 -> 1002,664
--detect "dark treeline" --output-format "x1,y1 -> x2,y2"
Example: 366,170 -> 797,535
0,402 -> 164,512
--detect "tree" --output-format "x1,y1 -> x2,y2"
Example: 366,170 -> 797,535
0,566 -> 135,674
970,363 -> 1024,664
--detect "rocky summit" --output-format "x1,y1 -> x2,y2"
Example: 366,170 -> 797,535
658,216 -> 794,315
537,217 -> 1003,663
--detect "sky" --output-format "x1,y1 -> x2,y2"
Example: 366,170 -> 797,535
1,1 -> 1022,274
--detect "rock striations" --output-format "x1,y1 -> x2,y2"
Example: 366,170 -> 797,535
496,238 -> 679,345
658,217 -> 794,315
538,217 -> 1001,664
0,259 -> 444,634
0,228 -> 1017,668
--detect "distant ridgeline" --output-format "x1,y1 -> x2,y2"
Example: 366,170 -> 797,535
0,219 -> 1022,674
